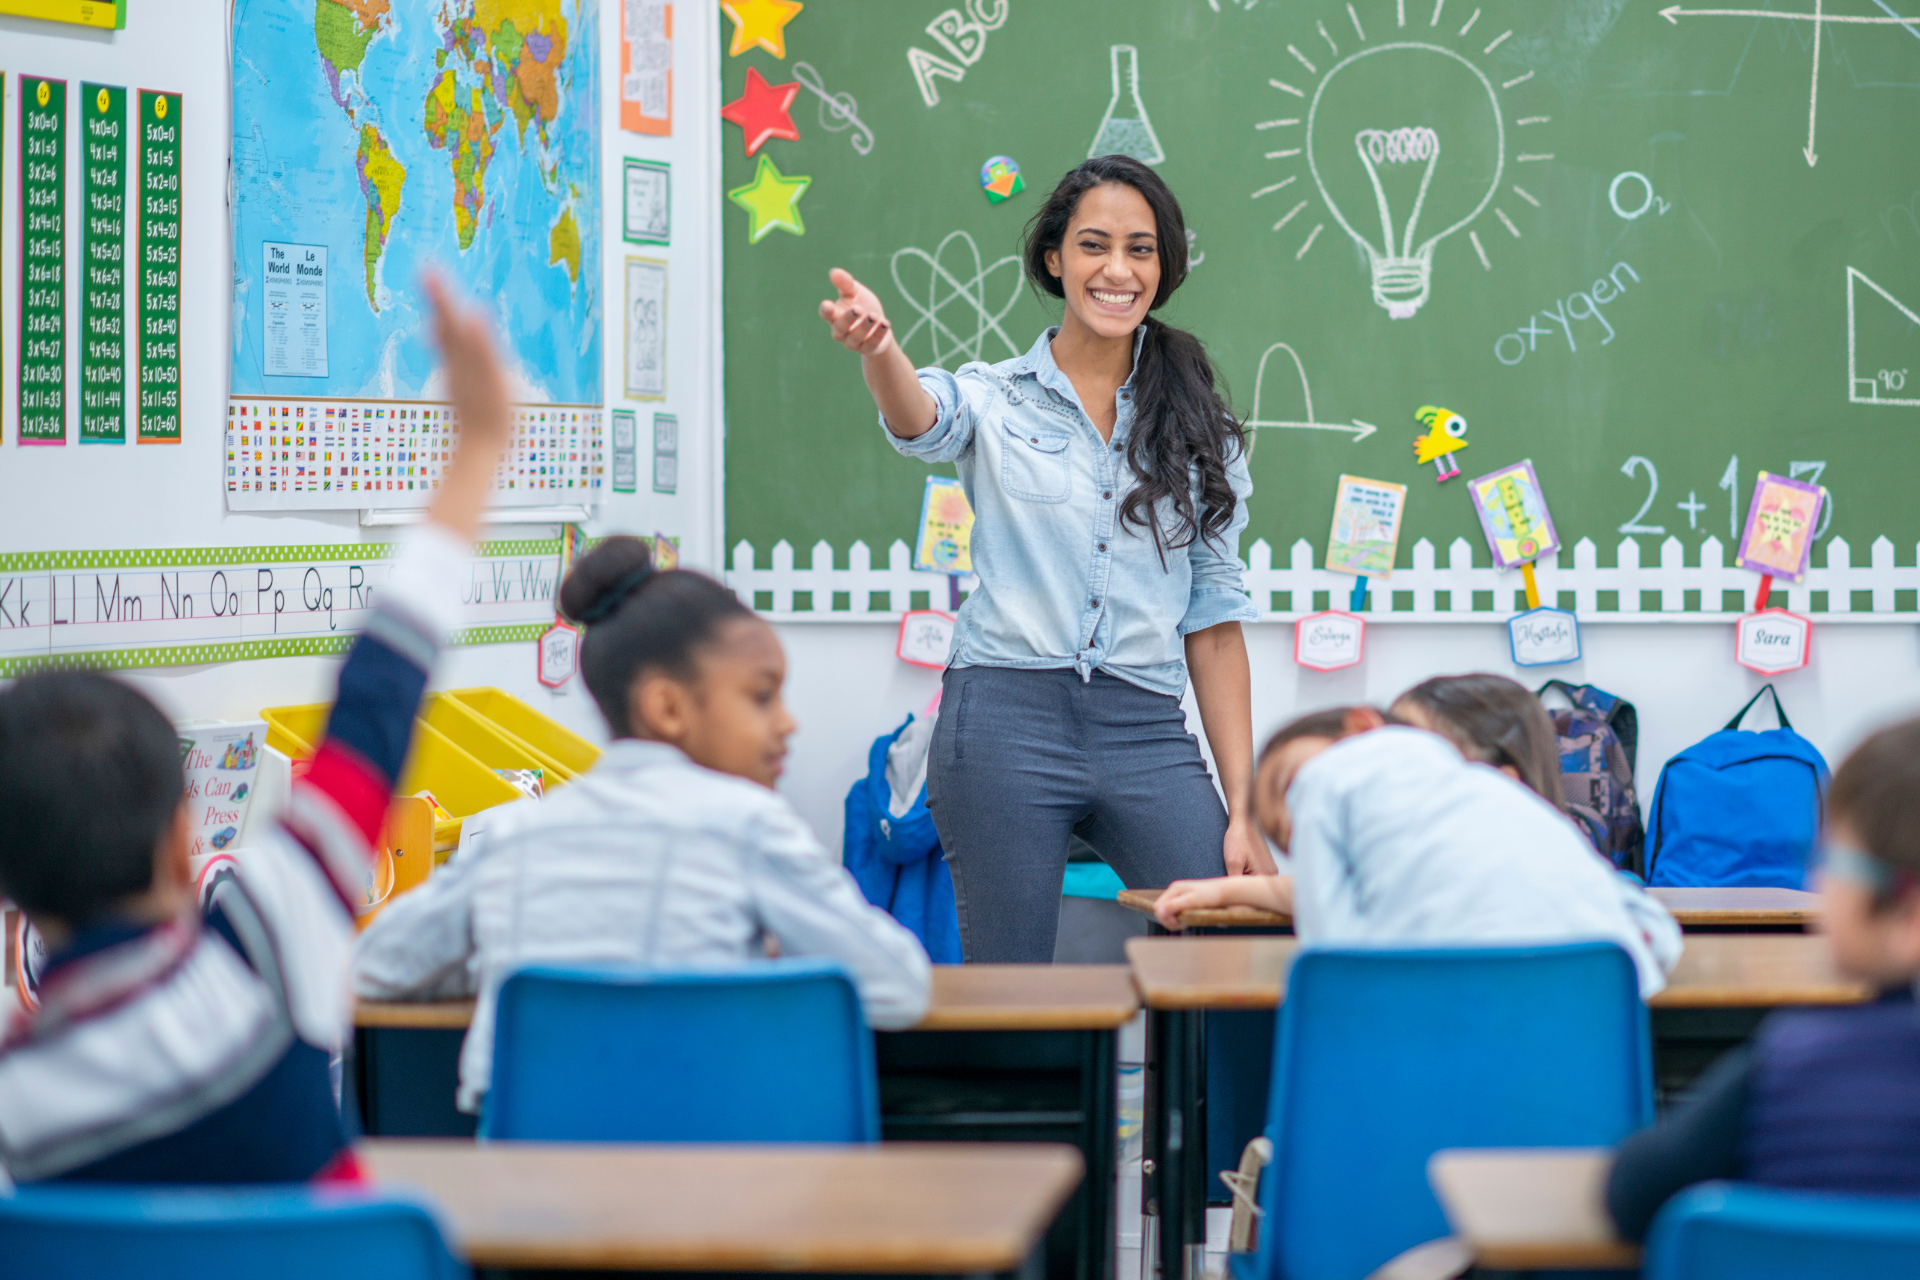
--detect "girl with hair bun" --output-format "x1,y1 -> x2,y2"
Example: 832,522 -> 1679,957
353,536 -> 932,1115
819,155 -> 1264,963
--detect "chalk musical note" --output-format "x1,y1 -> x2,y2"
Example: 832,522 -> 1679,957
792,62 -> 874,155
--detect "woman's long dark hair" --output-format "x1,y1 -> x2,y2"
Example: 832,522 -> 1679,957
1023,155 -> 1246,558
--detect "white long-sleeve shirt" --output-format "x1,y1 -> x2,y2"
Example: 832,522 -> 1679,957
352,740 -> 933,1112
1286,727 -> 1678,997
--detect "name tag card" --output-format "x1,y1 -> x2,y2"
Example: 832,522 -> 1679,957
1736,608 -> 1811,675
1508,607 -> 1581,666
897,610 -> 956,669
1295,610 -> 1365,672
538,621 -> 581,688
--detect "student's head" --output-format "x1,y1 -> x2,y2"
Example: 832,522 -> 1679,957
561,536 -> 795,788
1389,674 -> 1566,809
0,672 -> 193,938
1023,156 -> 1247,560
1819,717 -> 1920,986
1252,706 -> 1386,851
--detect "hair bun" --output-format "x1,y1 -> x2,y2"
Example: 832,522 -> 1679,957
560,535 -> 656,626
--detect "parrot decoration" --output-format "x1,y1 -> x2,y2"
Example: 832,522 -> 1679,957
1413,405 -> 1469,482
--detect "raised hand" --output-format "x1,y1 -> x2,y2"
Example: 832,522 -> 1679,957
424,272 -> 514,539
818,267 -> 896,357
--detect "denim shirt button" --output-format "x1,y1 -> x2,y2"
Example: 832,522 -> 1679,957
1103,490 -> 1113,500
1098,543 -> 1107,552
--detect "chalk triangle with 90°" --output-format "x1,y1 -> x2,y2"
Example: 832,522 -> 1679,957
1245,342 -> 1377,442
1847,267 -> 1920,407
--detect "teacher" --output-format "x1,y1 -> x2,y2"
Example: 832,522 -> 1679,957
819,155 -> 1269,962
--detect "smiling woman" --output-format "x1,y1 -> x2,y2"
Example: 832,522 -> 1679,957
816,156 -> 1266,963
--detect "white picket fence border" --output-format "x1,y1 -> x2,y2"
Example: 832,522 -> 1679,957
726,535 -> 1920,624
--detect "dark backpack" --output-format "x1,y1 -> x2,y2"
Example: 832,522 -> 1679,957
1537,680 -> 1644,875
1646,686 -> 1829,889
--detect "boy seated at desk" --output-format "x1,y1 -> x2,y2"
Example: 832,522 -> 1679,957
1154,706 -> 1673,997
1607,716 -> 1920,1239
0,279 -> 509,1185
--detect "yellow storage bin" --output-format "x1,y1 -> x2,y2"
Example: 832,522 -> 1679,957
446,687 -> 601,779
421,693 -> 572,785
258,701 -> 521,851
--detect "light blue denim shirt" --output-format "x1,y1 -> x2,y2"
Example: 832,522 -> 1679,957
885,327 -> 1257,697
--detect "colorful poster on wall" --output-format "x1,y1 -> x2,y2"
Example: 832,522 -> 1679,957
1736,472 -> 1827,583
137,89 -> 182,443
1325,475 -> 1406,578
913,475 -> 975,573
623,159 -> 670,245
20,76 -> 67,445
1467,460 -> 1561,570
621,1 -> 673,136
228,0 -> 602,509
611,409 -> 638,492
80,83 -> 127,444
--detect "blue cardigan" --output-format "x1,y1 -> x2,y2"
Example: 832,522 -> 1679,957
842,716 -> 961,964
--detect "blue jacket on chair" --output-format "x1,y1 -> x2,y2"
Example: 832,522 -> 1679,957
843,716 -> 961,964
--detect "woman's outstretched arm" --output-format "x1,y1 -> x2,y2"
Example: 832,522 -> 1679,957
819,268 -> 938,439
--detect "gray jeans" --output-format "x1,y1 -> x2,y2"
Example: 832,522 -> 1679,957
927,666 -> 1229,962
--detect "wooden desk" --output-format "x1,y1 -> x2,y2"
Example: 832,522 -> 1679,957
354,966 -> 1138,1280
362,1138 -> 1082,1275
1428,1148 -> 1639,1271
1122,933 -> 1870,1278
1117,886 -> 1820,935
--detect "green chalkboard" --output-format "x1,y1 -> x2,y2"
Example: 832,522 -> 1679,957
721,0 -> 1920,576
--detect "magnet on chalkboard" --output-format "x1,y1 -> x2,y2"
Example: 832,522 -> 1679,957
1413,405 -> 1469,482
980,156 -> 1024,204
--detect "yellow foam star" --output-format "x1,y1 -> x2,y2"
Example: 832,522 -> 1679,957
728,154 -> 811,243
722,0 -> 803,58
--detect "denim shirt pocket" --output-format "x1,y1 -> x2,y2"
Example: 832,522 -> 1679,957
1000,422 -> 1072,503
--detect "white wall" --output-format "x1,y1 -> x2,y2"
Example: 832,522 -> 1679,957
0,0 -> 722,749
774,619 -> 1920,857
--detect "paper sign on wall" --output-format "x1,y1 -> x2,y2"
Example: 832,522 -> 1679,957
897,610 -> 955,668
1508,607 -> 1581,666
1736,609 -> 1811,675
1295,611 -> 1365,672
1468,460 -> 1560,570
1325,475 -> 1406,579
621,1 -> 673,136
913,476 -> 975,573
538,621 -> 581,688
1736,472 -> 1826,583
625,258 -> 667,400
178,722 -> 265,860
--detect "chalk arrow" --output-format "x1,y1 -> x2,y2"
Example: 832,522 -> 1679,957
1805,0 -> 1822,167
1658,6 -> 1918,25
1250,418 -> 1379,442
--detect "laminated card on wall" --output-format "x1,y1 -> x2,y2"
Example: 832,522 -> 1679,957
226,0 -> 604,511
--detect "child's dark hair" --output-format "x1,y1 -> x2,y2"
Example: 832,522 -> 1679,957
1259,707 -> 1374,763
559,536 -> 755,738
1828,716 -> 1920,898
0,671 -> 184,922
1392,674 -> 1566,811
1024,155 -> 1246,561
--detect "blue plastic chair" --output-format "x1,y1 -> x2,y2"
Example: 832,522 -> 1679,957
0,1184 -> 465,1279
1645,1182 -> 1920,1279
481,959 -> 880,1142
1242,943 -> 1653,1280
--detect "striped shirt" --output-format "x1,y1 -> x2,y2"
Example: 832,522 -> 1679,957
352,740 -> 934,1113
0,525 -> 466,1184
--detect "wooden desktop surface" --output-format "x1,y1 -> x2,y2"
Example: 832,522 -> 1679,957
362,1138 -> 1083,1273
355,963 -> 1140,1032
1117,886 -> 1819,932
1428,1148 -> 1639,1271
1124,934 -> 1870,1011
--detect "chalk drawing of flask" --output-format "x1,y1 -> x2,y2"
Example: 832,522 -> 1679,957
1089,45 -> 1164,166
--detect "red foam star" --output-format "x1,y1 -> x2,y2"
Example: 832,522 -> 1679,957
721,66 -> 801,157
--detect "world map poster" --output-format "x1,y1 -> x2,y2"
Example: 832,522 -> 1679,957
228,0 -> 604,511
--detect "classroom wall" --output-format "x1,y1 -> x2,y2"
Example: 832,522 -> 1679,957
774,619 -> 1920,858
0,1 -> 721,748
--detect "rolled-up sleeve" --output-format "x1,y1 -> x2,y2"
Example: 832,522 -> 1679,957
1178,444 -> 1258,636
883,366 -> 982,464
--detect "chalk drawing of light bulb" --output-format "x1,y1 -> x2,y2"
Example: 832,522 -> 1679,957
1304,44 -> 1505,319
1090,45 -> 1164,166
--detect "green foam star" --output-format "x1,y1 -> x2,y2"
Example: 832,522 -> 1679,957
728,154 -> 811,243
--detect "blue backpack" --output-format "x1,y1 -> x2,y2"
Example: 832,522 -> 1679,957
1646,686 -> 1829,889
841,715 -> 962,963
